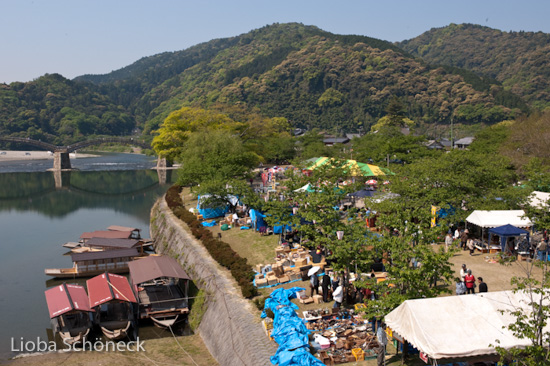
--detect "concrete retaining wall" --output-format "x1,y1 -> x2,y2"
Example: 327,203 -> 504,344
150,198 -> 277,366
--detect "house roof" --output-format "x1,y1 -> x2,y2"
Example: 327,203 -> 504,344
71,248 -> 139,262
323,137 -> 350,144
80,230 -> 134,240
454,137 -> 474,145
85,238 -> 141,249
107,225 -> 140,233
128,255 -> 190,285
45,283 -> 93,318
385,290 -> 550,360
86,273 -> 137,307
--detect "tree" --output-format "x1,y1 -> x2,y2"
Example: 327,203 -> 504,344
493,260 -> 550,365
176,129 -> 259,196
152,107 -> 238,162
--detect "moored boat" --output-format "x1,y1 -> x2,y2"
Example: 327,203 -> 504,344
45,248 -> 140,278
87,272 -> 137,340
128,255 -> 190,328
44,283 -> 94,345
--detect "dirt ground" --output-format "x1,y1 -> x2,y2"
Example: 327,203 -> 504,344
1,334 -> 218,366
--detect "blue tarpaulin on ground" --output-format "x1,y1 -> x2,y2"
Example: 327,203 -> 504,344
262,287 -> 324,366
201,220 -> 217,227
196,194 -> 230,219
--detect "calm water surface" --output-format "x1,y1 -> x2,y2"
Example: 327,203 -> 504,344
0,153 -> 178,359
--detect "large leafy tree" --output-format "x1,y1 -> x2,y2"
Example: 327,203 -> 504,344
176,129 -> 259,196
152,107 -> 239,162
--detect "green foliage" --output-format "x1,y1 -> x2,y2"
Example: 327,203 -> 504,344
399,23 -> 549,109
493,261 -> 550,365
188,288 -> 207,331
176,129 -> 259,189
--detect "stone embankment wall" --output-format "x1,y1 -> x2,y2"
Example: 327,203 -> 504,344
150,198 -> 277,366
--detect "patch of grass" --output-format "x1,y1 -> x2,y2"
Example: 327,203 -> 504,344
188,286 -> 207,331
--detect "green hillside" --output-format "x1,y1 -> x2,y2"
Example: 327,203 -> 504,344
398,23 -> 550,109
0,23 -> 541,145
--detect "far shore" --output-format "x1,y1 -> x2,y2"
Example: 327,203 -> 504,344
0,150 -> 99,162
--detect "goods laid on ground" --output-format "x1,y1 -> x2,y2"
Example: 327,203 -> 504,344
305,308 -> 380,364
254,244 -> 327,293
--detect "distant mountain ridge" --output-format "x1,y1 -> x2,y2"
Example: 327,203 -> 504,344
397,23 -> 550,109
0,22 -> 546,145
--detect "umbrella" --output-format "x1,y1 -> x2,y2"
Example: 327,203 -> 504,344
308,266 -> 321,277
366,179 -> 377,185
306,157 -> 393,177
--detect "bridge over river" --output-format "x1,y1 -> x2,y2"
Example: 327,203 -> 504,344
0,136 -> 171,170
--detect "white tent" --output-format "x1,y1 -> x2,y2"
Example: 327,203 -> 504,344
465,210 -> 532,229
385,290 -> 549,361
529,191 -> 550,209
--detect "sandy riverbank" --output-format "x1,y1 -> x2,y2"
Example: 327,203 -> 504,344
0,151 -> 98,162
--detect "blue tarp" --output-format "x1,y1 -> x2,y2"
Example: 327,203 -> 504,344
201,220 -> 217,227
250,208 -> 266,231
196,194 -> 239,219
262,287 -> 324,366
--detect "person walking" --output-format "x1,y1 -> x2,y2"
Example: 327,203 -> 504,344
477,277 -> 488,292
310,272 -> 319,297
464,269 -> 476,294
445,232 -> 453,252
467,238 -> 475,256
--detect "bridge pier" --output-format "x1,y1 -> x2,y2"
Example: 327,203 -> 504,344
156,157 -> 172,169
53,152 -> 72,170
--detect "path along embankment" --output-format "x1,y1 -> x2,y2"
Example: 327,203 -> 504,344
150,198 -> 277,366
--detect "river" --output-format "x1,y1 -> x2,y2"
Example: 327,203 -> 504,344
0,153 -> 177,359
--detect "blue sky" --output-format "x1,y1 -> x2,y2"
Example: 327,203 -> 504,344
1,0 -> 549,84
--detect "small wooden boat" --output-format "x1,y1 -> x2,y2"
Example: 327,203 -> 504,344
87,273 -> 137,340
44,283 -> 94,345
45,248 -> 141,278
128,256 -> 190,328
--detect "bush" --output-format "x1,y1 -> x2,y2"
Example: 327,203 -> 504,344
165,184 -> 257,298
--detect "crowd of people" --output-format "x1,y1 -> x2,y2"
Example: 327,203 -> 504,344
456,263 -> 488,295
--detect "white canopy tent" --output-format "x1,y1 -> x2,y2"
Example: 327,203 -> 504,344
529,191 -> 550,209
465,210 -> 532,229
385,291 -> 549,363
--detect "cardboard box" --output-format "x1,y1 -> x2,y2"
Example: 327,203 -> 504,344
266,271 -> 275,277
266,276 -> 279,286
255,273 -> 264,280
255,264 -> 264,273
312,294 -> 323,304
256,278 -> 268,287
289,271 -> 301,281
300,297 -> 314,304
278,275 -> 290,283
294,258 -> 307,267
272,264 -> 284,277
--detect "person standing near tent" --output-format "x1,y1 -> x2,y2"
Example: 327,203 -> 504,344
537,240 -> 548,261
467,238 -> 475,256
321,270 -> 331,302
376,322 -> 388,366
310,271 -> 320,297
464,269 -> 476,294
460,264 -> 469,282
332,285 -> 343,308
477,277 -> 488,292
460,229 -> 469,250
445,232 -> 453,252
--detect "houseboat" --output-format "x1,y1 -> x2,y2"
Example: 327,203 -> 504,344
45,248 -> 140,278
87,272 -> 137,340
63,225 -> 144,251
44,283 -> 94,345
128,256 -> 190,328
70,237 -> 151,254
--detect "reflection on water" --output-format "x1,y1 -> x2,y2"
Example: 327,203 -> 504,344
0,154 -> 178,359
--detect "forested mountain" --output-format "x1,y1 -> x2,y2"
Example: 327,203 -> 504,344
0,23 -> 546,145
398,23 -> 550,109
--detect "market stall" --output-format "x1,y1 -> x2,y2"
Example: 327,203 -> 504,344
384,290 -> 550,365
